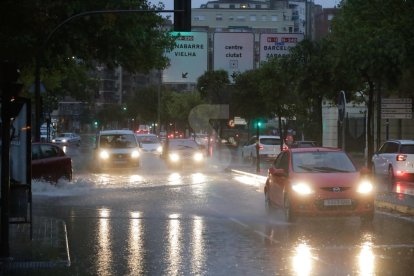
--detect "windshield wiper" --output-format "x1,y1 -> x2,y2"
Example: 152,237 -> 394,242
312,166 -> 350,173
297,165 -> 317,172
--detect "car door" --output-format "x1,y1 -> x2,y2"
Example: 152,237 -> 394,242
374,142 -> 397,175
31,144 -> 45,179
40,144 -> 67,181
268,151 -> 289,206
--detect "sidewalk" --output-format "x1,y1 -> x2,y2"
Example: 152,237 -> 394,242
0,216 -> 70,273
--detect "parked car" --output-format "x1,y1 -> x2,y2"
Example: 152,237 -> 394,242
94,129 -> 140,171
264,147 -> 374,223
135,133 -> 163,154
162,139 -> 205,169
241,135 -> 284,162
52,132 -> 81,146
372,139 -> 414,185
32,142 -> 72,182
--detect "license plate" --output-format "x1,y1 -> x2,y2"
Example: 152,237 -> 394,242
324,199 -> 352,206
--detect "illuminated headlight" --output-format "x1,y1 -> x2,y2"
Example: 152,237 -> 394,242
52,139 -> 56,143
131,150 -> 140,158
357,180 -> 373,194
292,182 -> 313,195
193,152 -> 204,162
62,139 -> 67,143
157,146 -> 163,153
99,150 -> 110,160
169,153 -> 180,162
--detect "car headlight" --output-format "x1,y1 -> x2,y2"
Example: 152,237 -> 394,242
131,150 -> 140,158
193,152 -> 204,162
99,150 -> 110,160
292,182 -> 313,195
169,153 -> 180,162
62,139 -> 67,143
52,139 -> 56,143
357,180 -> 374,194
157,146 -> 163,153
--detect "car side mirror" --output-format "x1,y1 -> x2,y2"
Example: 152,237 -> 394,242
269,167 -> 287,177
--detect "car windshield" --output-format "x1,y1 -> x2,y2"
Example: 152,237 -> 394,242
100,134 -> 137,148
136,136 -> 160,144
400,145 -> 414,154
169,140 -> 199,150
292,151 -> 357,173
260,138 -> 280,145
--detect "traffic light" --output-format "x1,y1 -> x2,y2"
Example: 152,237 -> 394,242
174,0 -> 191,32
94,120 -> 99,128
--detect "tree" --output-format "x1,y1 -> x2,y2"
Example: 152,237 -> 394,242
330,0 -> 413,167
196,70 -> 231,104
0,0 -> 175,102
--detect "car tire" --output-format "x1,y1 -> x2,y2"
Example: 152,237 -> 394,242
284,194 -> 297,223
63,169 -> 72,182
387,166 -> 395,187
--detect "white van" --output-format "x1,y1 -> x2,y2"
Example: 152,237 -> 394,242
94,129 -> 141,171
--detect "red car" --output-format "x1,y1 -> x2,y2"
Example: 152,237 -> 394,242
32,142 -> 72,182
264,147 -> 374,222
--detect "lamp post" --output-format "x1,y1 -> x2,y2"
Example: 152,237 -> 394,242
255,120 -> 261,173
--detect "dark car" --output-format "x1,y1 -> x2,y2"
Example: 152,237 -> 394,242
162,139 -> 206,168
32,142 -> 73,182
264,147 -> 374,223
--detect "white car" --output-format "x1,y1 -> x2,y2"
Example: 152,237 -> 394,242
52,132 -> 81,146
241,135 -> 284,162
135,134 -> 163,154
94,129 -> 141,170
372,139 -> 414,184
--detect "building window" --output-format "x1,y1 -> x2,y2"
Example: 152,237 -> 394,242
194,15 -> 205,21
214,4 -> 219,8
328,14 -> 334,21
237,16 -> 246,21
271,15 -> 278,22
216,14 -> 223,21
261,15 -> 267,21
230,4 -> 235,9
229,16 -> 234,21
289,27 -> 293,33
250,15 -> 256,21
255,5 -> 261,9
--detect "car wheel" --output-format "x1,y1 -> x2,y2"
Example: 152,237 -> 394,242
63,169 -> 72,182
387,166 -> 395,187
284,194 -> 297,223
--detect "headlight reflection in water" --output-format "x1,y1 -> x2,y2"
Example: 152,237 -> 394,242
292,242 -> 313,276
96,208 -> 112,276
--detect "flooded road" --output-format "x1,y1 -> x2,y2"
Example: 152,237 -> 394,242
23,144 -> 414,275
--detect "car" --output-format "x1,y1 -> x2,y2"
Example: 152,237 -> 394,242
162,139 -> 206,168
289,140 -> 318,148
32,142 -> 72,182
135,133 -> 163,154
52,132 -> 81,146
264,147 -> 375,223
372,139 -> 414,185
241,135 -> 284,162
94,129 -> 141,170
